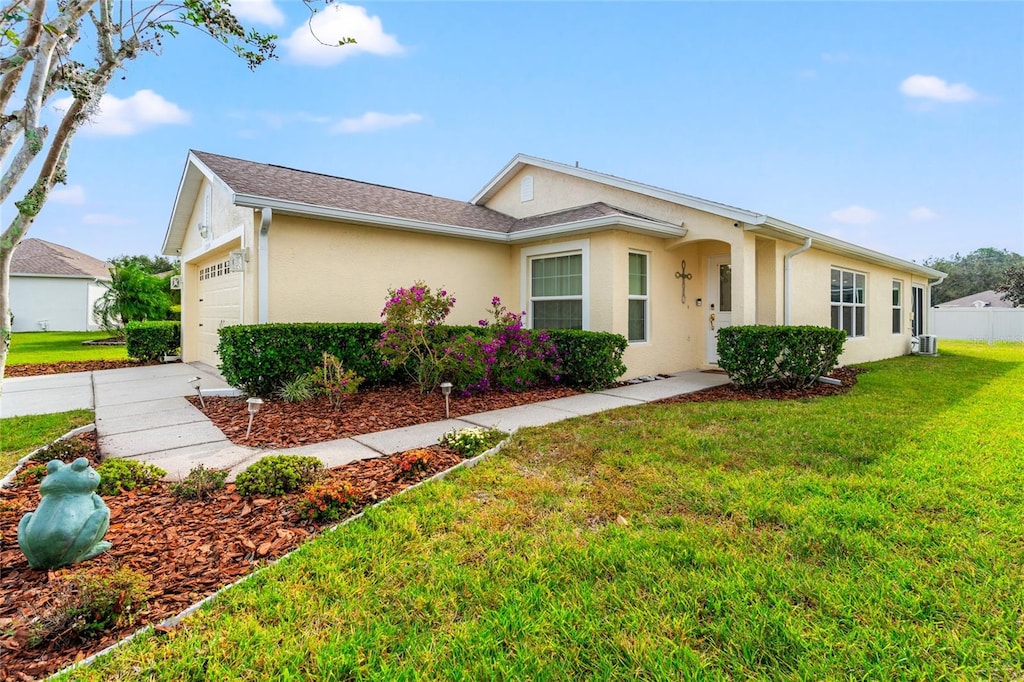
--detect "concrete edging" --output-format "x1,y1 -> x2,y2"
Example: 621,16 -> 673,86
49,435 -> 511,680
0,424 -> 97,489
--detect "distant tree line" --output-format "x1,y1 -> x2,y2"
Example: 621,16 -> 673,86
94,254 -> 181,332
925,247 -> 1024,307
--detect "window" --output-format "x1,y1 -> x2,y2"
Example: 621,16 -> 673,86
628,252 -> 649,342
531,253 -> 583,329
892,280 -> 903,334
830,268 -> 866,337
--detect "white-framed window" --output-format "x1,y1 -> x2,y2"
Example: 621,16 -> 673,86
628,251 -> 649,342
521,240 -> 589,330
830,267 -> 866,337
892,280 -> 903,334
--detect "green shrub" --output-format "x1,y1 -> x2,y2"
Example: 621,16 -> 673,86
717,325 -> 846,390
95,458 -> 166,496
30,568 -> 149,645
170,465 -> 228,501
310,352 -> 364,407
29,437 -> 91,463
439,426 -> 508,458
545,329 -> 628,390
125,321 -> 180,361
277,373 -> 316,403
235,455 -> 323,497
294,478 -> 358,522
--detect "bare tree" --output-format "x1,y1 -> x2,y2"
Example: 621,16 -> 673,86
0,0 -> 277,381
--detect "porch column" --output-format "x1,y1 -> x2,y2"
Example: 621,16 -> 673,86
730,231 -> 758,325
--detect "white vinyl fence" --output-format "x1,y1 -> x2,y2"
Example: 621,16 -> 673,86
931,307 -> 1024,343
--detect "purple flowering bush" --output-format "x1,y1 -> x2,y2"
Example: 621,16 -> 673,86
377,282 -> 456,392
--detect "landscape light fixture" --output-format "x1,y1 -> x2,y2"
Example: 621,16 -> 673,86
188,376 -> 205,409
440,382 -> 453,419
245,398 -> 264,440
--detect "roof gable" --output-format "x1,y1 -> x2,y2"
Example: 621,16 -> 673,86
12,238 -> 110,279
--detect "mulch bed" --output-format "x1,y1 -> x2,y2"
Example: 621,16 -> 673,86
192,384 -> 581,448
656,366 -> 863,404
5,360 -> 163,378
0,432 -> 464,681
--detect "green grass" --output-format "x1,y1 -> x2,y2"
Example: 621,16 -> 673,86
63,341 -> 1024,680
0,410 -> 94,475
8,331 -> 127,366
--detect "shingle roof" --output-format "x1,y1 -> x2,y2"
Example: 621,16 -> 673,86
935,290 -> 1015,308
511,202 -> 664,232
11,238 -> 110,279
192,151 -> 517,233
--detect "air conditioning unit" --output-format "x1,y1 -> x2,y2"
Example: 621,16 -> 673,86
917,334 -> 938,356
170,275 -> 182,290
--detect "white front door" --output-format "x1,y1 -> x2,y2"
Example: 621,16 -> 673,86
706,255 -> 733,364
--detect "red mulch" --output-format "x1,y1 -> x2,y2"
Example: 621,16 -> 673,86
0,432 -> 464,681
656,366 -> 863,404
6,360 -> 163,378
191,384 -> 581,448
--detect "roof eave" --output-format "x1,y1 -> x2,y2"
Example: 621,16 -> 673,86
508,215 -> 684,242
161,151 -> 237,256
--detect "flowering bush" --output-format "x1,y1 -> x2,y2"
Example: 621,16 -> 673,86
294,478 -> 358,522
439,427 -> 508,458
396,448 -> 434,480
310,352 -> 364,408
378,282 -> 456,393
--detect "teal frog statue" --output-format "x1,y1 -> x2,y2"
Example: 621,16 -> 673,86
18,457 -> 112,569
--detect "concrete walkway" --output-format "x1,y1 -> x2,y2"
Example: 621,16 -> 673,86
2,364 -> 730,480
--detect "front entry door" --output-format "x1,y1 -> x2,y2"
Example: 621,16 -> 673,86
706,255 -> 733,364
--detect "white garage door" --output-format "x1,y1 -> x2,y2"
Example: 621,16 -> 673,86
197,258 -> 241,366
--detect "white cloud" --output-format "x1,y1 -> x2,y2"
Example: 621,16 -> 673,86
908,206 -> 939,221
54,90 -> 189,136
283,3 -> 404,66
229,0 -> 285,27
900,74 -> 977,103
49,185 -> 85,205
830,205 -> 879,225
83,213 -> 135,226
331,111 -> 422,134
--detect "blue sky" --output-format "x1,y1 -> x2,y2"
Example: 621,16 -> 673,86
7,1 -> 1023,265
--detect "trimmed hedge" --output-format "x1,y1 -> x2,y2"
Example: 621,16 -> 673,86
545,329 -> 628,390
217,323 -> 628,396
716,325 -> 846,390
125,321 -> 180,362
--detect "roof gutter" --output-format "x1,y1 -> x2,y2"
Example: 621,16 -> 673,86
784,237 -> 812,325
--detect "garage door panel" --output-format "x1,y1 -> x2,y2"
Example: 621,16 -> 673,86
197,258 -> 240,367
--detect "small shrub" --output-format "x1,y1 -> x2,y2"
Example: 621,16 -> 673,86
95,459 -> 166,496
310,352 -> 364,408
15,463 -> 48,485
125,321 -> 180,361
170,465 -> 228,501
294,478 -> 358,522
235,455 -> 323,497
29,437 -> 91,463
277,373 -> 316,403
377,282 -> 457,393
545,329 -> 627,390
717,325 -> 846,390
396,449 -> 434,480
30,568 -> 149,646
439,427 -> 508,458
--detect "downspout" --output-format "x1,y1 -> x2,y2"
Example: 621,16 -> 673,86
925,273 -> 947,334
784,237 -> 812,325
258,207 -> 272,324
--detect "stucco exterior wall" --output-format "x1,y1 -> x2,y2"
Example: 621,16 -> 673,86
10,276 -> 102,332
267,216 -> 516,325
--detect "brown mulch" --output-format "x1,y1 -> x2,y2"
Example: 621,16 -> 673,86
0,432 -> 464,681
6,360 -> 163,378
656,366 -> 863,404
192,384 -> 581,448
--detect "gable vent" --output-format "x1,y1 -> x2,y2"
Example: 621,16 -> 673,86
520,175 -> 534,202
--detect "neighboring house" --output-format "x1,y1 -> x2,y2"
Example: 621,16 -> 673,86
10,238 -> 111,332
932,290 -> 1023,342
162,151 -> 946,376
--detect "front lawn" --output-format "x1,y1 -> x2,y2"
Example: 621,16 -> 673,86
0,410 -> 94,475
7,331 -> 127,366
64,341 -> 1024,679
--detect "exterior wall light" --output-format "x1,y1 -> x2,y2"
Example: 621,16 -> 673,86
197,223 -> 211,240
440,382 -> 453,419
246,397 -> 264,440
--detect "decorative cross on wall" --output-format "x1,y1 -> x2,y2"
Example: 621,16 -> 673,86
674,260 -> 692,303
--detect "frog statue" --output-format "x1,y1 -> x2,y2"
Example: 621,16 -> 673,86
18,457 -> 112,569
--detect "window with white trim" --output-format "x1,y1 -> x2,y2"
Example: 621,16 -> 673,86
628,251 -> 648,342
530,253 -> 583,329
892,280 -> 903,334
830,267 -> 866,337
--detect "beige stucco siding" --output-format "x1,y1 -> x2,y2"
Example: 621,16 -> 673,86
267,216 -> 515,325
